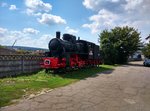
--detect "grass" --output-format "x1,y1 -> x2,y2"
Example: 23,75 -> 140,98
0,65 -> 114,107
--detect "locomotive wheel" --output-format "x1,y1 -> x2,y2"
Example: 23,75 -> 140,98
45,69 -> 49,73
53,69 -> 65,74
53,70 -> 59,74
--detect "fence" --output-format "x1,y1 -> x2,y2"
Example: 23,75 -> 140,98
0,55 -> 43,78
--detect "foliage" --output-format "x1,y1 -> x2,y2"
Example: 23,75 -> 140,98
142,43 -> 150,58
99,26 -> 141,64
0,65 -> 114,107
16,49 -> 27,54
0,45 -> 5,48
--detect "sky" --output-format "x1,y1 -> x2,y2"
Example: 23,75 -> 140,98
0,0 -> 150,49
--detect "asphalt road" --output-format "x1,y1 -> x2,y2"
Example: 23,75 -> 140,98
1,61 -> 150,111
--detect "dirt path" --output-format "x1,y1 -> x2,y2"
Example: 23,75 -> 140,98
1,61 -> 150,111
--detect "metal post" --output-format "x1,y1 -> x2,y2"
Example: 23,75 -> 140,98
21,55 -> 24,73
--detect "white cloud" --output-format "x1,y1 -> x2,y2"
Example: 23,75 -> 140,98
23,28 -> 39,34
124,0 -> 143,11
65,27 -> 78,34
9,5 -> 17,10
26,8 -> 34,15
38,13 -> 66,26
0,27 -> 52,48
24,0 -> 67,26
82,0 -> 120,11
25,0 -> 52,15
35,34 -> 51,47
0,27 -> 8,34
0,2 -> 8,7
121,20 -> 145,28
82,0 -> 150,41
90,9 -> 118,22
111,0 -> 120,2
16,34 -> 52,48
26,8 -> 42,16
0,27 -> 8,38
83,0 -> 101,10
82,9 -> 119,33
0,30 -> 23,46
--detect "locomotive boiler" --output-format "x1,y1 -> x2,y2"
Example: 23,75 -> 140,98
41,31 -> 102,72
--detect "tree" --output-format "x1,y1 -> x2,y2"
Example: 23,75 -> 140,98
0,45 -> 5,48
142,43 -> 150,58
99,26 -> 141,64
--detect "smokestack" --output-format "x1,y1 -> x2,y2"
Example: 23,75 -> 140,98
56,31 -> 60,39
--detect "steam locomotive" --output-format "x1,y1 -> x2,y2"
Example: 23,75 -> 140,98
41,32 -> 102,72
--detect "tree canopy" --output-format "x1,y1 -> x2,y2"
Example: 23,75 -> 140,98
142,43 -> 150,58
99,26 -> 141,64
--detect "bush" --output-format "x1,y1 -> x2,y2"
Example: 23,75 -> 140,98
142,43 -> 150,58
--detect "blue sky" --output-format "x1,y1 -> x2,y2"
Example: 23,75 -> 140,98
0,0 -> 150,48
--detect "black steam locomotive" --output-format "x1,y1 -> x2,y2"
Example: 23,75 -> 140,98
41,32 -> 102,72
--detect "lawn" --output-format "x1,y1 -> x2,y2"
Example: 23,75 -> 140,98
0,65 -> 114,107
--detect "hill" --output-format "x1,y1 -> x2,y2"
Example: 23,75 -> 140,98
6,46 -> 48,51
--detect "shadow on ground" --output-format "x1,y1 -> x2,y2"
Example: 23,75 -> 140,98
55,66 -> 114,80
128,61 -> 144,67
119,61 -> 145,68
127,63 -> 144,67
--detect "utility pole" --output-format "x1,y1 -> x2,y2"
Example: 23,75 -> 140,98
12,39 -> 17,49
146,35 -> 150,43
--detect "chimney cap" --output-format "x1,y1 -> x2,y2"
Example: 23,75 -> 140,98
56,31 -> 61,39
